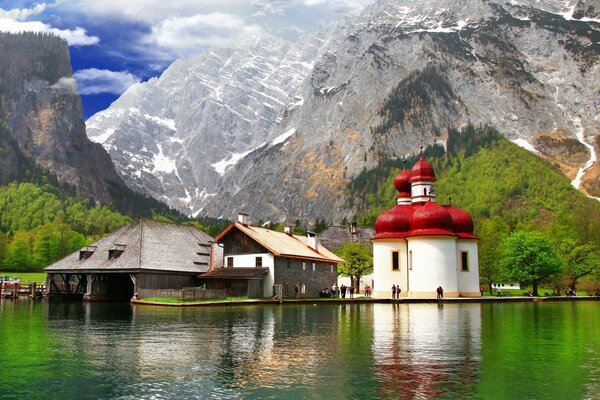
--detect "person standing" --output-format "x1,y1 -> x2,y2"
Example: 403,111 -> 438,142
341,284 -> 346,299
349,285 -> 355,299
436,286 -> 442,299
294,282 -> 300,299
440,286 -> 443,298
391,284 -> 396,300
497,286 -> 502,297
397,286 -> 401,298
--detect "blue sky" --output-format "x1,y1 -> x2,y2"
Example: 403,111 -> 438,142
0,0 -> 374,118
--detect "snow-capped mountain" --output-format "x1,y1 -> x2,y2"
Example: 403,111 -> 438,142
87,32 -> 324,214
198,0 -> 599,222
90,0 -> 599,222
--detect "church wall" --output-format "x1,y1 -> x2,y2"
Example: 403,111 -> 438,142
407,237 -> 458,297
372,239 -> 408,297
456,240 -> 481,296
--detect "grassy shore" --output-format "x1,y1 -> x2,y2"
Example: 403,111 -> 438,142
0,272 -> 47,284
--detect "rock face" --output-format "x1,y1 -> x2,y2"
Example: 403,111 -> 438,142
90,0 -> 600,221
0,33 -> 125,204
201,0 -> 600,222
87,33 -> 324,214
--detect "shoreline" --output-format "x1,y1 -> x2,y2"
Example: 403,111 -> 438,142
130,295 -> 600,307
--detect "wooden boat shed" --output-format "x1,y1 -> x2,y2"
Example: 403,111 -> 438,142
45,219 -> 213,301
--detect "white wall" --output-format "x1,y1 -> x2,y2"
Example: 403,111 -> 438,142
226,253 -> 274,297
407,237 -> 457,296
456,240 -> 480,295
372,239 -> 408,296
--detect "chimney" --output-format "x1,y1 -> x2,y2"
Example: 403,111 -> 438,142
284,226 -> 293,236
237,212 -> 248,226
306,231 -> 318,252
351,221 -> 357,235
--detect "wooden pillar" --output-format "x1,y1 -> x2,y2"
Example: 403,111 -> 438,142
129,274 -> 137,299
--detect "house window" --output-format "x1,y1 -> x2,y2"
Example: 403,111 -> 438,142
227,257 -> 233,268
312,262 -> 316,271
302,262 -> 306,271
256,256 -> 262,267
392,251 -> 399,270
330,265 -> 334,274
461,251 -> 469,272
409,251 -> 413,270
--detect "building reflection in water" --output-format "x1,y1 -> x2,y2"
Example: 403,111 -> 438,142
372,303 -> 482,399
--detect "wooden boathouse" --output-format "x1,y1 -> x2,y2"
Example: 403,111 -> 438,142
45,219 -> 213,301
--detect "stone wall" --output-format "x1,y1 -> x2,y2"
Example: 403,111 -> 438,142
274,257 -> 337,298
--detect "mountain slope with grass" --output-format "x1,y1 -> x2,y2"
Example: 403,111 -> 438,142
352,126 -> 600,245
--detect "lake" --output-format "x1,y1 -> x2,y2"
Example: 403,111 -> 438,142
0,300 -> 599,399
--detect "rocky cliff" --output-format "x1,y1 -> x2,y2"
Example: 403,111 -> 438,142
200,0 -> 599,222
87,32 -> 324,214
87,0 -> 599,222
0,32 -> 125,204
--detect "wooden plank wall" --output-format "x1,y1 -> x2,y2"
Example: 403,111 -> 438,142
138,288 -> 227,300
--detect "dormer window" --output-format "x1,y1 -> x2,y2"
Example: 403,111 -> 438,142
109,244 -> 126,259
79,245 -> 97,260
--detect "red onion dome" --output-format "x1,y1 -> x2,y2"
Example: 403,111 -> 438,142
375,205 -> 413,239
409,156 -> 436,183
408,201 -> 455,236
394,168 -> 412,198
444,206 -> 476,239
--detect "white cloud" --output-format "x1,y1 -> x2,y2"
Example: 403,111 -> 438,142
0,18 -> 99,45
0,4 -> 46,21
147,13 -> 265,56
49,76 -> 78,93
73,68 -> 140,95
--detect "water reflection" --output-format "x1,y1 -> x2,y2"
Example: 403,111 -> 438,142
1,300 -> 599,399
372,303 -> 481,399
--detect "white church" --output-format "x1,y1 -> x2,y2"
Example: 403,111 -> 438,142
372,156 -> 480,298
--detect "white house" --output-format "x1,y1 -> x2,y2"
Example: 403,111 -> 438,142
201,214 -> 344,298
372,156 -> 480,298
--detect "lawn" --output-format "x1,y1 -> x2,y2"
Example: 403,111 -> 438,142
140,297 -> 263,303
0,272 -> 47,284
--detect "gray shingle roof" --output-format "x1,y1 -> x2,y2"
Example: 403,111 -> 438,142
318,225 -> 375,251
45,219 -> 213,274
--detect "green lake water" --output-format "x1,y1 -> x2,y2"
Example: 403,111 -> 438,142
0,300 -> 599,399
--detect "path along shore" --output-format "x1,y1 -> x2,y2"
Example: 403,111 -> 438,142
131,295 -> 600,307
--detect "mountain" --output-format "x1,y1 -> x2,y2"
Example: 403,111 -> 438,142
87,32 -> 324,215
0,32 -> 185,219
0,32 -> 126,204
89,0 -> 599,222
200,0 -> 599,222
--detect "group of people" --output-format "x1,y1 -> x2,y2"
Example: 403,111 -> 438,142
363,285 -> 372,297
329,284 -> 355,298
391,284 -> 402,299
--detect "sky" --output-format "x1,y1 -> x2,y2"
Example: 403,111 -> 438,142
0,0 -> 374,118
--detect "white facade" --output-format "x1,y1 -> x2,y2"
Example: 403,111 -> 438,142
226,253 -> 275,297
373,236 -> 480,298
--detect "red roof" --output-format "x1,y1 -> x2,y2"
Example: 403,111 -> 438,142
409,156 -> 436,183
374,205 -> 413,239
394,168 -> 412,197
373,156 -> 477,239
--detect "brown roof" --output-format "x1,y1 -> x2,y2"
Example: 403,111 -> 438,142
200,268 -> 269,279
45,219 -> 214,274
318,225 -> 375,251
215,223 -> 344,264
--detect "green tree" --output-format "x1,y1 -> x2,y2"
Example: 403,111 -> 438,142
556,239 -> 599,289
4,231 -> 33,271
334,242 -> 373,293
477,216 -> 510,294
502,231 -> 564,296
